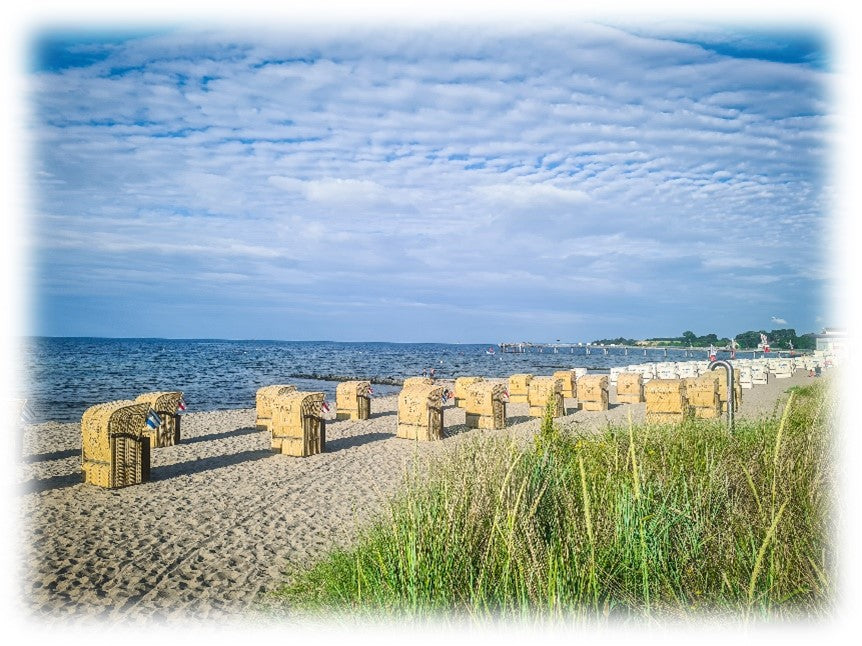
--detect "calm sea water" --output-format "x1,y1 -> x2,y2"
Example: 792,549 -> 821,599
19,337 -> 734,423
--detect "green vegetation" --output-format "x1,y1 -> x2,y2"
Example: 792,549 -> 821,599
273,383 -> 833,623
641,331 -> 732,348
735,329 -> 817,351
591,328 -> 817,350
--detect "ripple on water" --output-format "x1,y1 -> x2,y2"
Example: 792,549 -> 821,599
21,338 -> 721,423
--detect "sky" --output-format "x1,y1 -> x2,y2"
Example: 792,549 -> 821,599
21,12 -> 836,343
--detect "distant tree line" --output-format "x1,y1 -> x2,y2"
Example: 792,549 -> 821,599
734,329 -> 817,350
591,328 -> 817,350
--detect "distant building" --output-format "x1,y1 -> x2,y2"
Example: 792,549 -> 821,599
815,328 -> 846,352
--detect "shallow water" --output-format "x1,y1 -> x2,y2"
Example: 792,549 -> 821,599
19,337 -> 732,423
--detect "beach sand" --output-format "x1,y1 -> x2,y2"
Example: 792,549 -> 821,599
16,369 -> 823,626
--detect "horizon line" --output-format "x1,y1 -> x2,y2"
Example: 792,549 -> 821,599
21,328 -> 825,345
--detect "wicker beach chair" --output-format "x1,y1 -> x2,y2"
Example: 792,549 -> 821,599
772,359 -> 794,379
645,379 -> 690,424
528,376 -> 565,418
507,373 -> 533,404
453,377 -> 484,408
134,391 -> 184,447
81,400 -> 152,488
676,362 -> 698,379
717,371 -> 742,413
751,362 -> 769,386
616,372 -> 644,404
609,366 -> 625,385
656,362 -> 679,380
637,364 -> 657,382
577,375 -> 609,411
271,391 -> 326,457
737,365 -> 754,389
552,370 -> 577,399
464,382 -> 507,430
13,398 -> 35,458
683,376 -> 720,419
256,385 -> 297,432
396,384 -> 445,441
14,399 -> 33,424
335,380 -> 372,420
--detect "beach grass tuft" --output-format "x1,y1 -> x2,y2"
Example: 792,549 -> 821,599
272,381 -> 834,623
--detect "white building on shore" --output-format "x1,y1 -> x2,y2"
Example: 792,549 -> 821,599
814,328 -> 846,353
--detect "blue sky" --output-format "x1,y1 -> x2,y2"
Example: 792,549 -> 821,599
25,19 -> 833,343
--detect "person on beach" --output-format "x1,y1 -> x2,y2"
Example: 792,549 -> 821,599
709,345 -> 717,362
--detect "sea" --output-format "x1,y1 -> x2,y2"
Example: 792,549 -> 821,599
18,337 -> 739,424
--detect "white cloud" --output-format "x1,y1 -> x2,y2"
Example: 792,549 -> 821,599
474,183 -> 589,208
771,316 -> 789,325
269,176 -> 399,207
27,23 -> 831,338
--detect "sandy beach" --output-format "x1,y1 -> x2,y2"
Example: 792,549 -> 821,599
16,369 -> 823,626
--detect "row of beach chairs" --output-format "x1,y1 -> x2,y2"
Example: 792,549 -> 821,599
71,359 -> 820,489
609,355 -> 834,386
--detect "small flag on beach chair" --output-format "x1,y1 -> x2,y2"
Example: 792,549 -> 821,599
146,409 -> 162,429
176,397 -> 186,414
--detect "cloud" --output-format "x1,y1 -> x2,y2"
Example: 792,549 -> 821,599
268,176 -> 402,208
474,183 -> 589,208
771,316 -> 788,325
27,23 -> 830,339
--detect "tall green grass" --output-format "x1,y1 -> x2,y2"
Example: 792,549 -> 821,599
273,381 -> 834,623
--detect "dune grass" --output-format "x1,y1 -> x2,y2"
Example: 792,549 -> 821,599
272,381 -> 834,623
